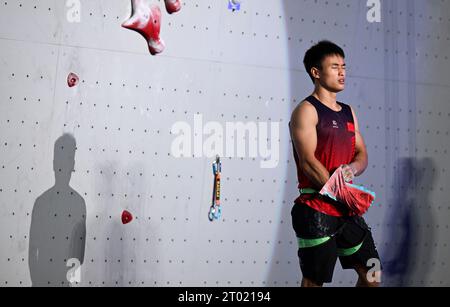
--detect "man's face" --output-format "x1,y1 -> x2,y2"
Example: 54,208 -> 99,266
316,54 -> 346,93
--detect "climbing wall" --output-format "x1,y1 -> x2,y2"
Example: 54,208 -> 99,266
0,0 -> 449,287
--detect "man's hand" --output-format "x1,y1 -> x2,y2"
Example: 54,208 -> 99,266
341,164 -> 357,182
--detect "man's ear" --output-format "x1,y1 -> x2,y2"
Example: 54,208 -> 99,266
311,67 -> 320,80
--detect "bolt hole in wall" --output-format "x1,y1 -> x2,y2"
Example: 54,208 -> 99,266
0,0 -> 449,287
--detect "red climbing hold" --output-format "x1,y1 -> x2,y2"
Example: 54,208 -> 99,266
121,210 -> 133,224
164,0 -> 181,14
67,73 -> 79,88
122,0 -> 165,55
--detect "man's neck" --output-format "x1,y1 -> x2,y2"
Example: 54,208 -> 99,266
312,87 -> 338,107
54,179 -> 71,190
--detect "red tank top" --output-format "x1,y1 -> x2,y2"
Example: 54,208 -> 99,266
292,95 -> 356,217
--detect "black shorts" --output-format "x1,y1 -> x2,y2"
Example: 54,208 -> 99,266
291,203 -> 381,284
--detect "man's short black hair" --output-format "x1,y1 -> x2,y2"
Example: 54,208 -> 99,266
303,40 -> 345,84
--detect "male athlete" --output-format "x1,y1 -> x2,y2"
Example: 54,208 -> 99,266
289,41 -> 381,287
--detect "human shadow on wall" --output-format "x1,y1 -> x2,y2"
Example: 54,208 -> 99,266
382,157 -> 436,286
28,133 -> 86,287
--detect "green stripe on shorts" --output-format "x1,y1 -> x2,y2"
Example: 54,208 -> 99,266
299,188 -> 318,195
337,241 -> 364,257
297,236 -> 331,249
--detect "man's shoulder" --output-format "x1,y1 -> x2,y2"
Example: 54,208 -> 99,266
290,99 -> 318,125
293,99 -> 315,113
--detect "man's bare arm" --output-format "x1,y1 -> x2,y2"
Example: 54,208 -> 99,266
290,102 -> 330,190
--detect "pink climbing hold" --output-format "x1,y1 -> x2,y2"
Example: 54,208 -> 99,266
164,0 -> 181,14
67,72 -> 79,88
122,0 -> 165,55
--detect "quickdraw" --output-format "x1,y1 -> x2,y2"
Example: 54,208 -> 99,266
208,155 -> 222,221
